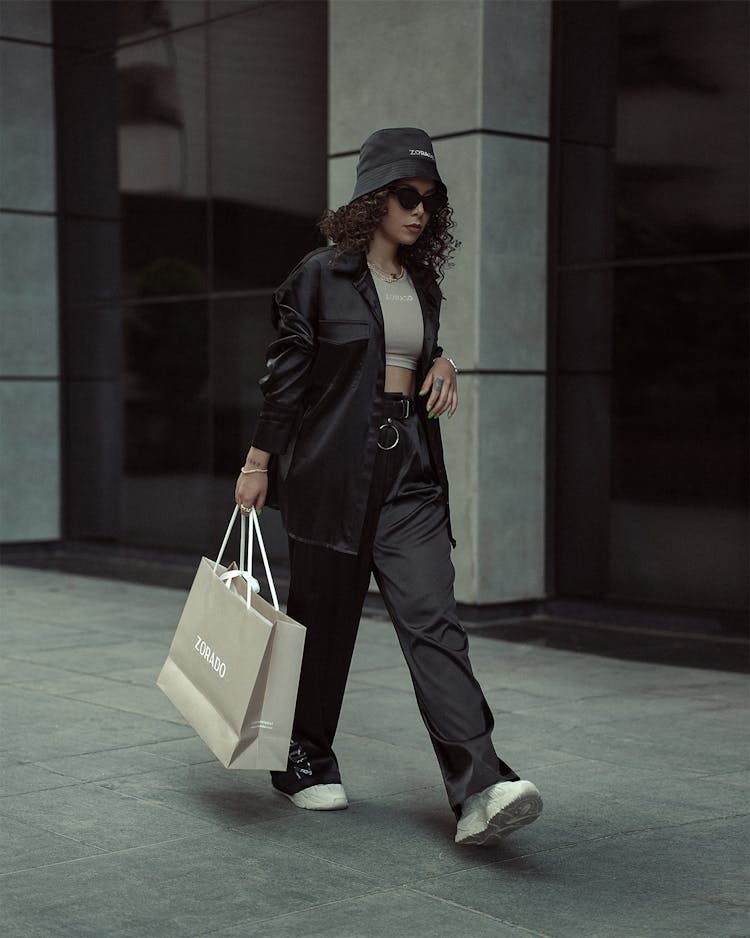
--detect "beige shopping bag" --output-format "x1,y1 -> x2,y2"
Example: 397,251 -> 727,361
157,507 -> 305,770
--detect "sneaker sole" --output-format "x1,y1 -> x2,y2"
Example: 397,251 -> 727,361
456,790 -> 543,846
277,788 -> 349,811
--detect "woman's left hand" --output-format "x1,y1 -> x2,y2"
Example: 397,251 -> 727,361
419,358 -> 458,418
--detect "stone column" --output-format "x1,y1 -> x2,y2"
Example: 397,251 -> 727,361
0,1 -> 60,541
329,0 -> 550,603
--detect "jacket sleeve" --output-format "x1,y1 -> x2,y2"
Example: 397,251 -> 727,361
251,257 -> 320,454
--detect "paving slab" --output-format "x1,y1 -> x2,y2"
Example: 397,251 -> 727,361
0,564 -> 747,938
7,638 -> 172,677
0,758 -> 80,797
251,784 -> 549,886
337,682 -> 446,751
2,620 -> 117,654
95,762 -> 290,830
12,666 -> 140,698
196,886 -> 546,938
348,635 -> 405,674
31,745 -> 193,784
106,665 -> 169,686
352,660 -> 568,704
508,687 -> 730,727
0,812 -> 107,874
129,735 -> 223,767
497,744 -> 588,775
61,678 -> 187,724
0,778 -> 225,853
549,712 -> 749,777
0,829 -> 382,938
412,816 -> 750,938
0,684 -> 195,762
705,768 -> 750,791
325,732 -> 444,802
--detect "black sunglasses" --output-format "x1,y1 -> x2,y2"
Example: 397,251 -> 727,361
388,185 -> 447,214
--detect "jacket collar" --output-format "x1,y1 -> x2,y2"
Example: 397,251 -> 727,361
331,249 -> 439,288
337,252 -> 439,377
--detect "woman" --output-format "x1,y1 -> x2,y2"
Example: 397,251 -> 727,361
235,128 -> 542,845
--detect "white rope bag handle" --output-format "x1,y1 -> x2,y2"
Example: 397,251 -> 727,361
213,505 -> 279,611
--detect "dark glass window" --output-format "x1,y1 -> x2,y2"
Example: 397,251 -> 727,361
211,293 -> 278,476
615,1 -> 749,258
117,24 -> 209,298
612,260 -> 748,507
552,0 -> 749,612
124,295 -> 210,476
209,1 -> 327,291
55,0 -> 327,554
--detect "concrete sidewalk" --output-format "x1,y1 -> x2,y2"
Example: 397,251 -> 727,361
0,564 -> 747,938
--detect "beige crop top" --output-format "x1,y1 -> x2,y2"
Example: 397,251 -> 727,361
371,270 -> 424,371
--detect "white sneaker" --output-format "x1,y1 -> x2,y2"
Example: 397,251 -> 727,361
278,783 -> 349,811
455,779 -> 542,845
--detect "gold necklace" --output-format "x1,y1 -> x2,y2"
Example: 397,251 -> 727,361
367,260 -> 405,283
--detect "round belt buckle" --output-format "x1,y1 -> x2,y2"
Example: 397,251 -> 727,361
377,418 -> 400,450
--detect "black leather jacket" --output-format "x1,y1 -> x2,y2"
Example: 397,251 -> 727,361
252,245 -> 454,555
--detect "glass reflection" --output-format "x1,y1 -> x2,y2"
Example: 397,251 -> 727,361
559,142 -> 616,264
209,0 -> 327,290
554,1 -> 749,611
616,1 -> 750,257
124,291 -> 209,474
122,293 -> 211,550
612,260 -> 748,505
116,1 -> 207,41
209,293 -> 289,565
211,294 -> 278,476
118,23 -> 208,297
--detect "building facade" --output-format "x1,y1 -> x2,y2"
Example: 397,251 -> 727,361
1,0 -> 747,615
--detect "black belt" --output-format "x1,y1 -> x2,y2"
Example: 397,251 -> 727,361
380,396 -> 415,421
378,396 -> 414,450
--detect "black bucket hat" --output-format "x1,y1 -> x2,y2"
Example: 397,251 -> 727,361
349,127 -> 445,203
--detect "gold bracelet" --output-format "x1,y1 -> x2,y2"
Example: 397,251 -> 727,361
240,466 -> 269,474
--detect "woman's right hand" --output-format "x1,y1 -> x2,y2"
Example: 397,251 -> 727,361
235,447 -> 271,514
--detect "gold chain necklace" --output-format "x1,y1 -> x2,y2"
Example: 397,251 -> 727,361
367,261 -> 405,283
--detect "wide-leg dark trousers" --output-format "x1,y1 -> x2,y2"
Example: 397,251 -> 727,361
271,395 -> 519,817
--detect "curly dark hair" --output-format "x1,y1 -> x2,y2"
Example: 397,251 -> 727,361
318,187 -> 461,286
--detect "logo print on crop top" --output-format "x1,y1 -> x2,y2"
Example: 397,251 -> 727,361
385,292 -> 415,302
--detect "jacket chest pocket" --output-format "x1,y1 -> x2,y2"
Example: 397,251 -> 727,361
317,319 -> 371,345
309,319 -> 371,388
